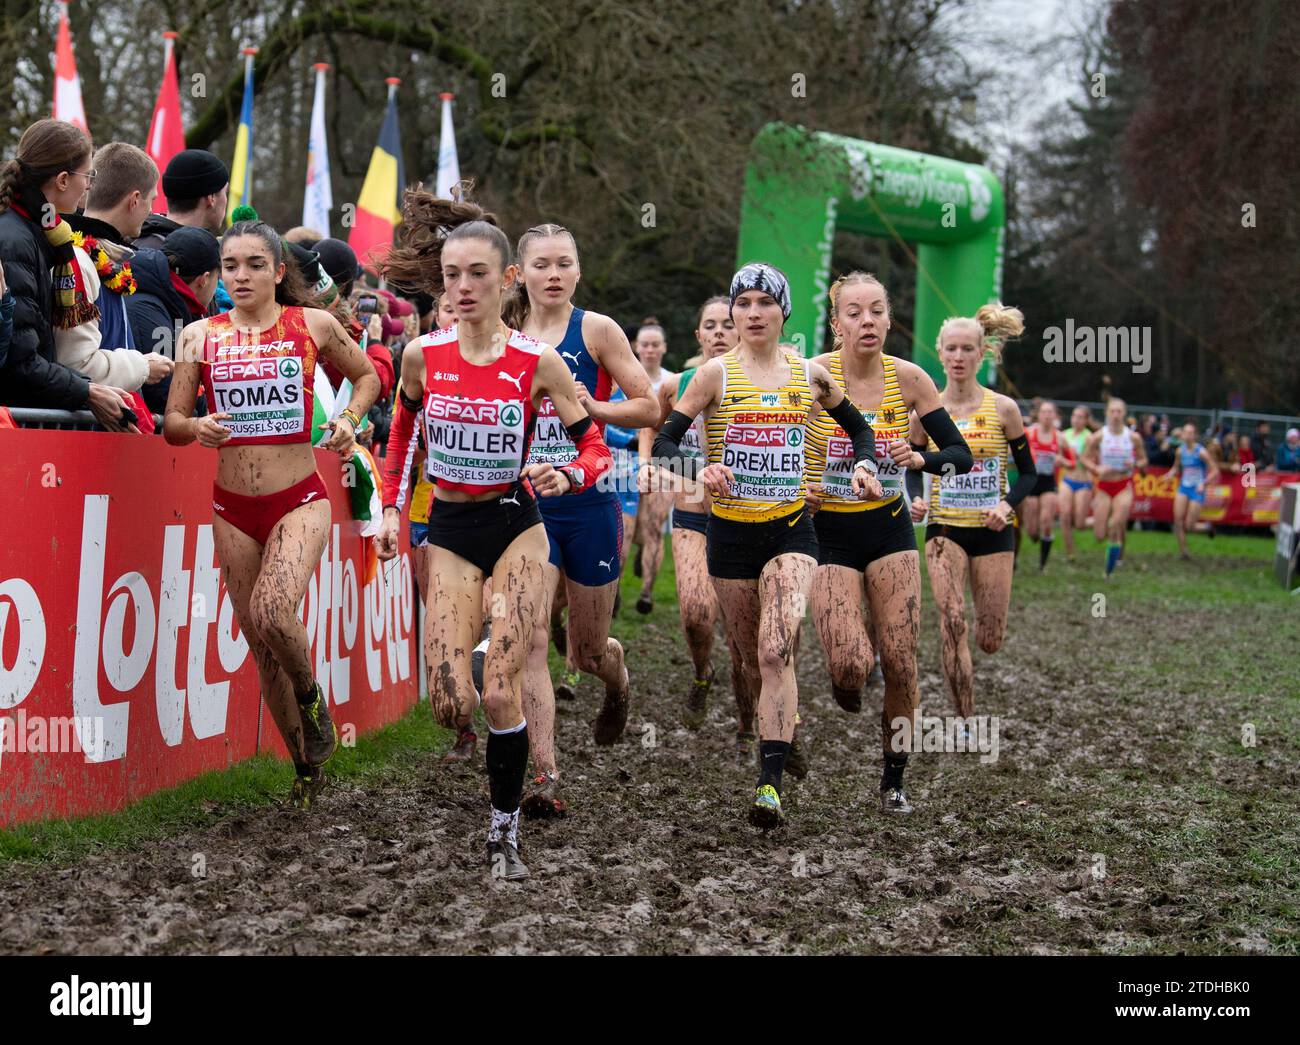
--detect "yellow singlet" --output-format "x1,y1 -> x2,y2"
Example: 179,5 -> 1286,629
706,350 -> 813,523
928,387 -> 1007,527
804,352 -> 909,512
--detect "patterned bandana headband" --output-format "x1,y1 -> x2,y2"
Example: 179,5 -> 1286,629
729,262 -> 792,320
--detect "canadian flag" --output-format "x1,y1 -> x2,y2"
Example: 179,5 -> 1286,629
146,33 -> 186,212
52,0 -> 88,134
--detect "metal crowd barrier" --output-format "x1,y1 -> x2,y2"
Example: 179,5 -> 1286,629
8,408 -> 164,430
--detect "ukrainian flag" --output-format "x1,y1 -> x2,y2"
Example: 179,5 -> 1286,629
226,52 -> 256,224
349,89 -> 404,271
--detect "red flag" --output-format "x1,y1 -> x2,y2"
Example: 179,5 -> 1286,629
52,0 -> 88,133
146,33 -> 186,212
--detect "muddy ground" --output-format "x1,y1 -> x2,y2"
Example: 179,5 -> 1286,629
2,541 -> 1297,954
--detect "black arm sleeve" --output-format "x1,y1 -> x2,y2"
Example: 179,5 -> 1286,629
905,455 -> 926,501
826,397 -> 877,473
1005,434 -> 1038,508
917,408 -> 973,476
651,410 -> 701,479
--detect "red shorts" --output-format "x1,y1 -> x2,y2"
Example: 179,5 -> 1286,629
1095,477 -> 1132,498
213,472 -> 328,546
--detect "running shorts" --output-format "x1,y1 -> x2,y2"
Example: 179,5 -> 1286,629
538,485 -> 624,586
814,498 -> 917,571
1031,474 -> 1057,496
925,522 -> 1015,558
672,509 -> 709,536
1062,475 -> 1090,493
706,507 -> 819,580
1178,483 -> 1205,505
427,481 -> 544,576
1096,478 -> 1133,498
213,472 -> 327,547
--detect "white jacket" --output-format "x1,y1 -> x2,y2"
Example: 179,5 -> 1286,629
53,246 -> 149,391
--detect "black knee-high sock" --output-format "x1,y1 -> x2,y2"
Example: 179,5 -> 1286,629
882,752 -> 908,790
758,740 -> 791,792
486,724 -> 530,813
1039,533 -> 1053,569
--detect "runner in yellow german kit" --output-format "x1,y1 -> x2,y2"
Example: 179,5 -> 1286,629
652,263 -> 884,830
803,272 -> 971,815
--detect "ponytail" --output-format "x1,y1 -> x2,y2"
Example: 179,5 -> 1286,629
384,185 -> 511,297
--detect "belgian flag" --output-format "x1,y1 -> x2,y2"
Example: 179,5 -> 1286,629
349,81 -> 405,273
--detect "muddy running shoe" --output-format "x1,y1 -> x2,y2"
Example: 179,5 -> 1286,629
555,669 -> 581,702
832,683 -> 862,714
487,840 -> 530,880
299,684 -> 338,767
749,784 -> 783,829
636,594 -> 653,615
521,772 -> 567,819
593,665 -> 630,745
880,787 -> 913,815
683,666 -> 715,730
441,725 -> 478,765
289,768 -> 326,810
784,735 -> 809,780
735,730 -> 757,767
867,657 -> 884,689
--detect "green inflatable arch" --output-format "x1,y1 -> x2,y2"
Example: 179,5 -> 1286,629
735,123 -> 1005,381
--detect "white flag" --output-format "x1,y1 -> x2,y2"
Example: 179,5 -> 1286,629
435,93 -> 461,200
303,65 -> 333,236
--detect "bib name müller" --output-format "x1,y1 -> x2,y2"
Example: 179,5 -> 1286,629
825,410 -> 901,498
527,397 -> 578,466
939,455 -> 1001,510
425,394 -> 527,486
722,404 -> 806,501
209,341 -> 305,439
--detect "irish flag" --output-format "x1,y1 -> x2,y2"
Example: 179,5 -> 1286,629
348,79 -> 405,273
53,0 -> 88,133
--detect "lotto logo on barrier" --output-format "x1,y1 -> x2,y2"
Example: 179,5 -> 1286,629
0,430 -> 418,826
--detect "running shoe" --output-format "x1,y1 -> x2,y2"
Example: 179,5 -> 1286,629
441,725 -> 478,764
635,594 -> 653,615
289,768 -> 326,810
298,684 -> 338,767
521,772 -> 567,819
749,784 -> 783,829
682,665 -> 714,730
785,734 -> 809,780
555,669 -> 581,702
593,664 -> 630,745
735,730 -> 757,767
880,787 -> 913,815
487,840 -> 530,880
832,683 -> 863,714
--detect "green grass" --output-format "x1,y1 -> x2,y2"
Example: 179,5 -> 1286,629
0,702 -> 453,865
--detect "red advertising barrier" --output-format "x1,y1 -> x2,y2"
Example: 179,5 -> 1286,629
0,429 -> 419,826
1128,466 -> 1299,526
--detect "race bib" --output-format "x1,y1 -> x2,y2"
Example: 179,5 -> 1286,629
938,456 -> 1001,510
424,395 -> 527,486
721,414 -> 805,502
208,354 -> 305,440
526,397 -> 577,467
822,409 -> 902,500
682,416 -> 705,460
1033,449 -> 1056,475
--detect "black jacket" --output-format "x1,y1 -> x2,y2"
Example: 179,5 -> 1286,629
131,213 -> 183,252
0,206 -> 90,410
126,248 -> 203,416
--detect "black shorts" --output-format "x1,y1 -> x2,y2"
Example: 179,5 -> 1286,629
673,509 -> 709,536
427,481 -> 544,575
925,523 -> 1015,558
814,498 -> 917,571
706,508 -> 819,580
1030,474 -> 1057,496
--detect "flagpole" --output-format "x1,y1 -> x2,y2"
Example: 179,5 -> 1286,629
241,47 -> 257,207
377,78 -> 401,291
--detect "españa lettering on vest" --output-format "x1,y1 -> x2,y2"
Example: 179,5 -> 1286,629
527,396 -> 577,466
209,355 -> 304,437
938,455 -> 1001,510
424,395 -> 525,486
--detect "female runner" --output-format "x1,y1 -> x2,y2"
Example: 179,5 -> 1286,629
1021,400 -> 1075,572
165,218 -> 379,808
1058,404 -> 1093,560
1171,421 -> 1219,560
804,273 -> 971,814
653,263 -> 883,829
637,295 -> 743,732
376,196 -> 611,878
630,318 -> 677,614
1083,397 -> 1147,580
509,224 -> 658,818
905,304 -> 1036,719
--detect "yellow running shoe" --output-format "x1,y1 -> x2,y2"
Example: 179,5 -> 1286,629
749,783 -> 783,829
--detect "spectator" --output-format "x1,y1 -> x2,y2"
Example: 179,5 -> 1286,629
0,119 -> 135,428
1250,420 -> 1273,469
1277,428 -> 1300,472
313,237 -> 361,297
0,259 -> 11,368
284,226 -> 324,246
1236,430 -> 1256,473
62,142 -> 158,356
126,227 -> 220,417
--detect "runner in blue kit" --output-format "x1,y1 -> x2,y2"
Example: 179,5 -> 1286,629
507,223 -> 658,817
1171,420 -> 1219,561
